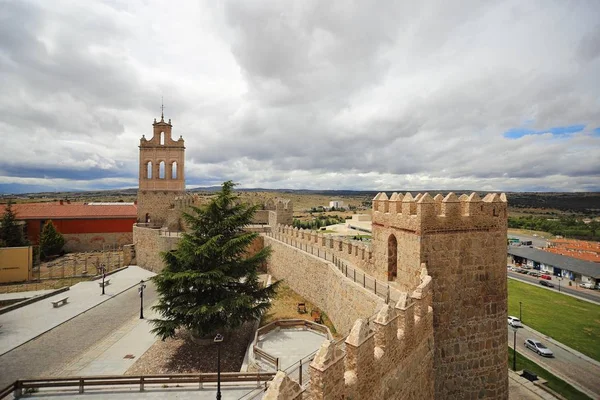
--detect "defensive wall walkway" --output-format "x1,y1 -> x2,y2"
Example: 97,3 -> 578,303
264,231 -> 402,303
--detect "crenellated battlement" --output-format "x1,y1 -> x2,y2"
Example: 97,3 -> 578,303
265,197 -> 293,211
266,266 -> 435,400
274,224 -> 374,273
372,191 -> 507,234
171,193 -> 201,211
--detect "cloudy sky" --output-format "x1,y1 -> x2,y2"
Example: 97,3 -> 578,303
1,0 -> 599,193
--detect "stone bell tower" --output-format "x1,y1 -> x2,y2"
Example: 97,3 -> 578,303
137,108 -> 186,227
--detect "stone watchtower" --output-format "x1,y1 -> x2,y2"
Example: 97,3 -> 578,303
371,192 -> 508,399
137,112 -> 186,227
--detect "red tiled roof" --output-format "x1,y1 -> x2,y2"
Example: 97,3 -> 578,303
0,202 -> 137,220
545,247 -> 600,263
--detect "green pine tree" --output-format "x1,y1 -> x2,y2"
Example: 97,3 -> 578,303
151,181 -> 279,340
0,201 -> 27,247
40,220 -> 65,258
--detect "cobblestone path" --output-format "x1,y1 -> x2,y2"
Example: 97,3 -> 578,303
0,283 -> 158,389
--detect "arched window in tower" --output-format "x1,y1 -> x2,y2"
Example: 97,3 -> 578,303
160,131 -> 165,145
146,161 -> 152,179
387,234 -> 398,281
171,161 -> 178,179
159,161 -> 165,179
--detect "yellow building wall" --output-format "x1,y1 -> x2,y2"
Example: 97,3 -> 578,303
0,246 -> 32,283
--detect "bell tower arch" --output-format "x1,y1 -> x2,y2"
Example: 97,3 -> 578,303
137,110 -> 186,227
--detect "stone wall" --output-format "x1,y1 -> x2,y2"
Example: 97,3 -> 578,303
137,190 -> 185,228
264,235 -> 383,334
272,226 -> 374,277
253,210 -> 270,224
132,225 -> 180,272
63,232 -> 133,253
423,229 -> 508,399
265,267 -> 435,400
372,192 -> 509,399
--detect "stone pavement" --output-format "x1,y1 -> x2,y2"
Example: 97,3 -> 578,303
0,266 -> 155,356
254,328 -> 327,371
53,306 -> 161,376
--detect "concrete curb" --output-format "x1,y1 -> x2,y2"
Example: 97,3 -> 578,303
0,287 -> 70,316
522,324 -> 600,369
0,268 -> 149,357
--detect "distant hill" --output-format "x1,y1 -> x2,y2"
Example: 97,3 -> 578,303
2,184 -> 598,215
0,183 -> 77,195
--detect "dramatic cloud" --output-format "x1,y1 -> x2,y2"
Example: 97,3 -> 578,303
0,0 -> 599,193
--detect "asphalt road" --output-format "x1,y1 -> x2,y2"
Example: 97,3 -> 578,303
508,271 -> 600,304
508,325 -> 600,399
0,283 -> 158,389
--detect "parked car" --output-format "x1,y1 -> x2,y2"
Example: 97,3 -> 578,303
579,282 -> 594,289
524,339 -> 554,357
517,269 -> 528,274
540,274 -> 552,280
539,280 -> 554,288
528,271 -> 541,277
508,316 -> 523,328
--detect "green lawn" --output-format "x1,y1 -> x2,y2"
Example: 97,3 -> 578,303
508,348 -> 592,400
508,279 -> 600,362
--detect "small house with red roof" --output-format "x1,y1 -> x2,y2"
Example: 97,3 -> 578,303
0,201 -> 137,252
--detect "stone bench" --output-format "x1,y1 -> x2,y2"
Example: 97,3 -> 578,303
51,297 -> 69,308
98,279 -> 111,288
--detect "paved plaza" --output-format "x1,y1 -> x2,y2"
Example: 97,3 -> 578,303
254,328 -> 328,371
0,266 -> 156,356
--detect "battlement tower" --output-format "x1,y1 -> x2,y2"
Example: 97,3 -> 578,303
372,192 -> 508,399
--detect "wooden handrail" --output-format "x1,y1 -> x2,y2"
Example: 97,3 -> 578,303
0,372 -> 277,399
253,346 -> 278,366
0,382 -> 15,399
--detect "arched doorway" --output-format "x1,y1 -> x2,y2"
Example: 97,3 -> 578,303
145,213 -> 150,223
387,234 -> 398,281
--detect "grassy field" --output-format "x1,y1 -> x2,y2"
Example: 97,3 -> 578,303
508,279 -> 600,362
508,349 -> 592,400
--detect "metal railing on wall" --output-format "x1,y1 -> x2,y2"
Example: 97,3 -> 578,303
265,232 -> 401,304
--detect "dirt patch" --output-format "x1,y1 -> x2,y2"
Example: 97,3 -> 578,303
35,251 -> 122,280
262,282 -> 341,338
125,322 -> 256,374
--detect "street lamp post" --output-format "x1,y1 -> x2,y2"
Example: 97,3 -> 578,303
558,277 -> 562,293
214,334 -> 224,400
100,264 -> 106,295
138,280 -> 147,319
511,326 -> 518,371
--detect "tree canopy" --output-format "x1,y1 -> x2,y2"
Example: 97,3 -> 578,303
0,201 -> 28,247
151,181 -> 278,340
40,220 -> 65,258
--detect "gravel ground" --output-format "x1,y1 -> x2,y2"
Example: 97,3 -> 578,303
125,322 -> 256,374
